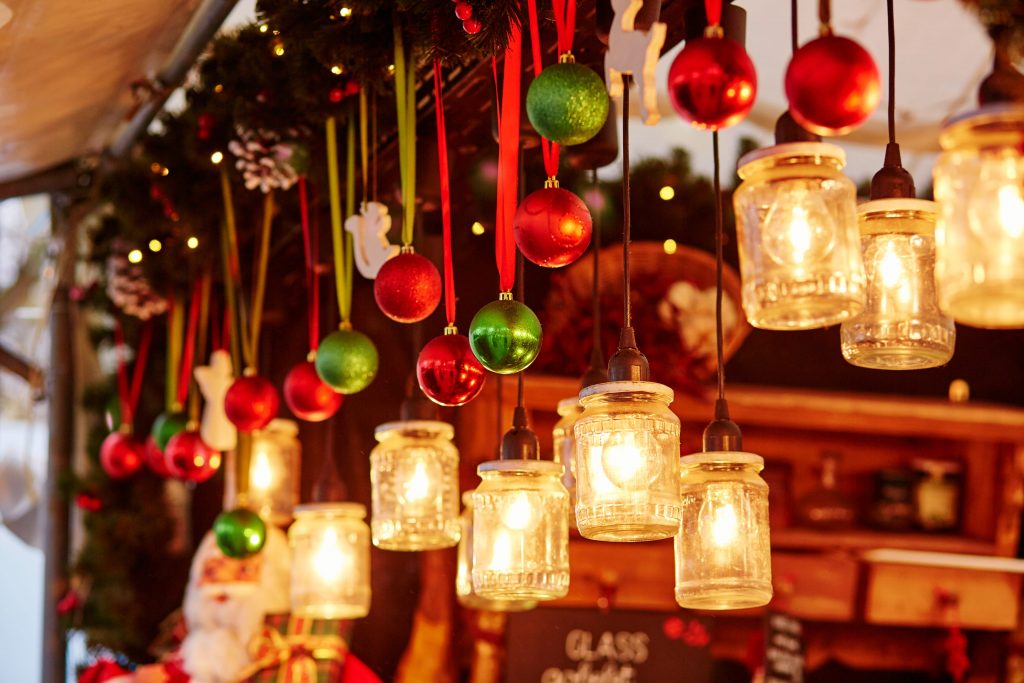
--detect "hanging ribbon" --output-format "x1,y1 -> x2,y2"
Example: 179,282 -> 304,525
359,89 -> 370,204
249,191 -> 274,364
393,23 -> 417,247
298,177 -> 320,352
176,278 -> 202,411
433,59 -> 457,328
165,292 -> 184,411
526,0 -> 562,181
190,271 -> 211,423
494,22 -> 523,294
325,116 -> 354,326
113,319 -> 153,430
705,0 -> 722,27
552,0 -> 578,56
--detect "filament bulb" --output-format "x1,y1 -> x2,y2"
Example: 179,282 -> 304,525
600,431 -> 659,490
762,186 -> 836,267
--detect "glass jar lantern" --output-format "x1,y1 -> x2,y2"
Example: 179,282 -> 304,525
840,199 -> 956,369
224,419 -> 300,527
370,420 -> 460,551
933,105 -> 1024,328
675,452 -> 772,610
457,491 -> 538,612
552,398 -> 583,525
289,503 -> 371,619
734,142 -> 865,329
573,381 -> 681,541
471,460 -> 569,601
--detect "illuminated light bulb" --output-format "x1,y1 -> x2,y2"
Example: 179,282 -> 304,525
313,527 -> 347,582
127,249 -> 143,264
996,182 -> 1024,239
250,449 -> 273,491
290,503 -> 371,619
663,238 -> 678,255
489,530 -> 514,571
600,430 -> 659,490
148,239 -> 162,253
708,501 -> 738,547
878,241 -> 904,289
659,185 -> 675,201
339,6 -> 352,17
399,459 -> 433,505
331,65 -> 344,75
762,188 -> 835,267
502,492 -> 534,531
213,83 -> 224,93
210,151 -> 224,165
259,23 -> 269,33
471,221 -> 486,236
186,236 -> 199,249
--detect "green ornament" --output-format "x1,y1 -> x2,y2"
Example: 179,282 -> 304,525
213,508 -> 267,559
469,297 -> 543,374
526,62 -> 610,146
315,328 -> 379,394
151,411 -> 188,451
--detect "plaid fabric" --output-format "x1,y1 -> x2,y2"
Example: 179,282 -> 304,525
243,614 -> 352,683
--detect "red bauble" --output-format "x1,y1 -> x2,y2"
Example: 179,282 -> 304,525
785,34 -> 880,136
417,332 -> 487,407
373,250 -> 442,323
667,36 -> 757,130
513,187 -> 593,268
164,430 -> 221,483
144,436 -> 175,478
284,359 -> 343,422
99,431 -> 144,479
454,1 -> 473,20
463,18 -> 482,34
224,375 -> 280,432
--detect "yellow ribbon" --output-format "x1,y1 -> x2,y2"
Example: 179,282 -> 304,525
240,627 -> 347,683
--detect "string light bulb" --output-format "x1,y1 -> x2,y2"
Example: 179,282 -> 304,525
148,239 -> 162,253
186,236 -> 199,249
659,185 -> 675,201
471,221 -> 486,236
127,249 -> 143,264
210,151 -> 224,165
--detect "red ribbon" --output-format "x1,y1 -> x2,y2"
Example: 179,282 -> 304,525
113,319 -> 153,429
527,0 -> 562,179
298,176 -> 320,351
705,0 -> 722,27
433,60 -> 457,327
494,22 -> 522,293
552,0 -> 577,56
176,278 -> 202,409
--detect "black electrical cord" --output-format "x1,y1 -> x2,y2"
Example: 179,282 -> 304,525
591,168 -> 601,356
712,131 -> 725,403
791,0 -> 799,54
886,0 -> 896,145
516,250 -> 525,410
621,72 -> 632,330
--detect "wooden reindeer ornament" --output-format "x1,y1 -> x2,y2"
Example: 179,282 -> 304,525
606,0 -> 667,125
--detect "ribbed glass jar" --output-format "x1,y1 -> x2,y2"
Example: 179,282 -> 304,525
573,381 -> 681,542
472,460 -> 569,601
225,418 -> 300,527
370,420 -> 460,551
734,142 -> 865,329
456,491 -> 538,612
841,199 -> 955,369
552,397 -> 583,527
675,452 -> 772,610
289,503 -> 371,619
933,105 -> 1024,328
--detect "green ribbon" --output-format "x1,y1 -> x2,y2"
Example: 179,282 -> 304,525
393,22 -> 416,246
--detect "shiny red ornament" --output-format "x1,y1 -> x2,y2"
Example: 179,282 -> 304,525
417,332 -> 487,407
463,18 -> 482,35
99,431 -> 144,479
514,187 -> 593,268
785,34 -> 880,136
373,250 -> 442,323
144,436 -> 175,478
284,359 -> 343,422
164,430 -> 221,483
455,1 -> 473,20
667,35 -> 757,130
224,375 -> 280,432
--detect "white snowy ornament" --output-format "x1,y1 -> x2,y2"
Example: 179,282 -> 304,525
194,350 -> 237,452
344,201 -> 399,279
605,0 -> 667,125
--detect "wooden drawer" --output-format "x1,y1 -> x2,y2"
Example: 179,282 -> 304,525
864,551 -> 1024,630
773,552 -> 858,622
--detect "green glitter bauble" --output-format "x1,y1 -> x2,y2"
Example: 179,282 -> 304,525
213,508 -> 267,559
469,299 -> 543,374
151,411 -> 188,451
526,62 -> 610,146
315,328 -> 379,394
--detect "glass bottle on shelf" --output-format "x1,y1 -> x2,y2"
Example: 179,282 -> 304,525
797,451 -> 856,529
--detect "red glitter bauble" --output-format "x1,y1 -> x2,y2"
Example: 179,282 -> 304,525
284,359 -> 343,422
144,436 -> 175,478
417,332 -> 487,407
454,1 -> 473,20
164,430 -> 222,483
785,34 -> 880,136
224,375 -> 280,432
513,187 -> 592,268
463,18 -> 482,34
667,36 -> 757,130
99,431 -> 144,479
373,250 -> 442,323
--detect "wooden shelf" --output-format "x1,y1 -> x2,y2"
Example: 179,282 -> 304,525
771,528 -> 998,556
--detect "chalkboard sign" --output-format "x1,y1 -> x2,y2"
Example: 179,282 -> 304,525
505,607 -> 712,683
764,610 -> 804,683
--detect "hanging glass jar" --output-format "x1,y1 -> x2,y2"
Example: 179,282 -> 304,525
456,491 -> 538,612
289,502 -> 371,619
552,398 -> 583,527
675,452 -> 772,610
733,142 -> 865,329
841,199 -> 956,369
933,105 -> 1024,328
573,381 -> 681,542
224,419 -> 300,527
369,420 -> 460,551
471,460 -> 569,601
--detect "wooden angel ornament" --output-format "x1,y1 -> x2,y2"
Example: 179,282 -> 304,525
606,0 -> 667,125
194,349 -> 237,452
345,201 -> 399,279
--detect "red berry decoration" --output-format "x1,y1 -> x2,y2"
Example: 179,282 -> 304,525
785,34 -> 880,136
164,430 -> 221,483
373,248 -> 442,323
463,18 -> 482,35
454,2 -> 473,20
514,186 -> 593,268
417,332 -> 487,407
667,35 -> 757,130
99,431 -> 144,479
224,374 -> 280,432
284,359 -> 343,422
144,436 -> 175,478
